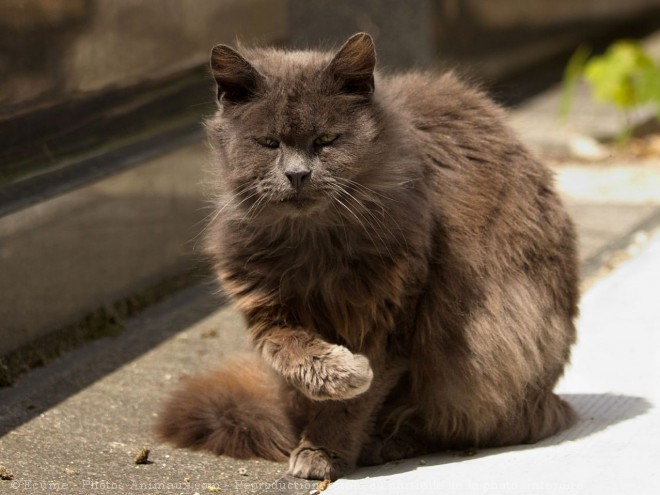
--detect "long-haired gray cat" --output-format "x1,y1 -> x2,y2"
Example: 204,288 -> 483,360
157,33 -> 579,480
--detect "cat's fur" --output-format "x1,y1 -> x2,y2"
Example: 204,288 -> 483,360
157,33 -> 579,480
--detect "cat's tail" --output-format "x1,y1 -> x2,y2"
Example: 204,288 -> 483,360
155,353 -> 298,461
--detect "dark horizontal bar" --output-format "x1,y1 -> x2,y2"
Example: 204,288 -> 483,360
0,122 -> 204,218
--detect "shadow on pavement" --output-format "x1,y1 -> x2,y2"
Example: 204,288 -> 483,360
0,282 -> 222,438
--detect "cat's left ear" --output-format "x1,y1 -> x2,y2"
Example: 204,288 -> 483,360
324,33 -> 376,97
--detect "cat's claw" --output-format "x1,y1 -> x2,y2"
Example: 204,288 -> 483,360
288,446 -> 352,481
293,345 -> 373,401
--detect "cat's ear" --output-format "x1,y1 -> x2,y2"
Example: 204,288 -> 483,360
210,45 -> 265,105
325,33 -> 376,97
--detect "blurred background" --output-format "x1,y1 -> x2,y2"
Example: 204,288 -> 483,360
1,0 -> 660,383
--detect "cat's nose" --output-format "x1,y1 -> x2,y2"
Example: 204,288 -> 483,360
285,170 -> 311,190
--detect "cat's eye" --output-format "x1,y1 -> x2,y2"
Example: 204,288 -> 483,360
255,136 -> 280,148
314,133 -> 339,147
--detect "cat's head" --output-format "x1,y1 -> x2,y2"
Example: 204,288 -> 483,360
206,33 -> 387,223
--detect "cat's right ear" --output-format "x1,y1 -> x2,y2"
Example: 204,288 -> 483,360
210,45 -> 265,105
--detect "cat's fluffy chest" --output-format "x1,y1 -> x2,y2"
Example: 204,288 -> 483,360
258,228 -> 396,299
234,225 -> 411,348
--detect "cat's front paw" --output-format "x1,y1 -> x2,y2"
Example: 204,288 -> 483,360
294,345 -> 373,400
288,445 -> 353,480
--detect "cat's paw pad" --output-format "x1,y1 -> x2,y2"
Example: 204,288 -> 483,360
296,346 -> 373,400
288,446 -> 350,480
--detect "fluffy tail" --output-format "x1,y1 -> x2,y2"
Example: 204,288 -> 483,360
156,353 -> 298,461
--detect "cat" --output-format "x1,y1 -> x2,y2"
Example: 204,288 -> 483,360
157,33 -> 579,481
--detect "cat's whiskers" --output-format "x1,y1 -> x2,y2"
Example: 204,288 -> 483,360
333,181 -> 410,256
331,193 -> 384,261
333,177 -> 408,241
191,184 -> 259,249
223,187 -> 262,217
190,207 -> 220,251
335,176 -> 399,204
331,185 -> 392,261
335,186 -> 396,260
243,192 -> 270,222
213,183 -> 255,217
191,201 -> 221,234
329,200 -> 351,247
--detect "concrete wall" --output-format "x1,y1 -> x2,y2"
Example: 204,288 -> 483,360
0,142 -> 209,356
0,0 -> 287,117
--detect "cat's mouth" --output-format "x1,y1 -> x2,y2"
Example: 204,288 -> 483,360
274,194 -> 321,212
278,196 -> 314,207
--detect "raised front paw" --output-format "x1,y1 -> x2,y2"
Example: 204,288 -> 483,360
293,345 -> 373,401
288,445 -> 353,481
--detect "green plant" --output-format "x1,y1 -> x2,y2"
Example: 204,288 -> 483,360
561,40 -> 660,142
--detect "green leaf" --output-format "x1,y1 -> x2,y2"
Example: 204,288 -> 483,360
583,40 -> 658,109
636,65 -> 660,104
559,44 -> 591,118
560,38 -> 660,135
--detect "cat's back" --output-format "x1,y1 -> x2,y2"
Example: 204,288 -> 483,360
378,71 -> 524,163
377,70 -> 550,222
378,70 -> 577,300
377,71 -> 545,210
